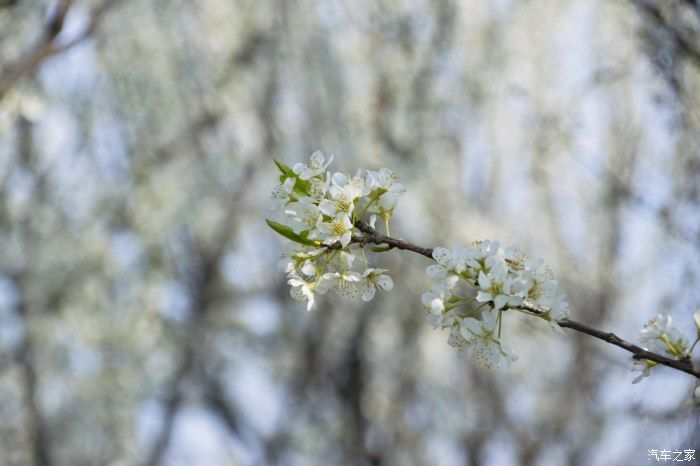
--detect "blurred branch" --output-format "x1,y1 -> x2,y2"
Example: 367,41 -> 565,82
351,221 -> 700,378
144,157 -> 259,466
0,0 -> 119,99
632,0 -> 700,67
14,275 -> 52,466
7,115 -> 53,465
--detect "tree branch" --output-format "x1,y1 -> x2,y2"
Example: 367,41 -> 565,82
0,0 -> 118,99
352,221 -> 700,379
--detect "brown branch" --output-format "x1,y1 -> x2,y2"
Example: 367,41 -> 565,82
352,221 -> 434,258
0,0 -> 118,99
352,221 -> 700,379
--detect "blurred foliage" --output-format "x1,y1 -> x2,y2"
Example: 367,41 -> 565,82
0,0 -> 699,465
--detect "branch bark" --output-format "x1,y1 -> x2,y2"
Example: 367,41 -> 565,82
352,221 -> 700,379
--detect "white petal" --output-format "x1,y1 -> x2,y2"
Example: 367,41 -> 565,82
421,291 -> 436,305
426,264 -> 447,278
283,177 -> 296,192
478,271 -> 491,288
292,163 -> 306,175
432,247 -> 452,268
429,299 -> 445,315
310,150 -> 325,167
444,274 -> 460,288
481,310 -> 498,329
460,324 -> 473,340
462,318 -> 482,335
306,296 -> 317,312
494,295 -> 507,310
376,275 -> 393,290
331,171 -> 347,187
301,261 -> 316,276
319,199 -> 336,216
507,295 -> 524,307
427,314 -> 443,328
340,231 -> 352,247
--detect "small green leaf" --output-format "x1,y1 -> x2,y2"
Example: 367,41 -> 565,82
371,245 -> 390,253
266,219 -> 319,246
273,159 -> 313,195
274,159 -> 295,177
294,178 -> 312,196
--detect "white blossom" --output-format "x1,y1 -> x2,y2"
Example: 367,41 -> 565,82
422,285 -> 454,328
358,268 -> 393,301
457,310 -> 517,372
629,358 -> 655,384
475,263 -> 524,310
519,258 -> 569,328
269,155 -> 584,374
284,200 -> 322,236
426,246 -> 463,287
316,213 -> 353,247
270,177 -> 296,211
367,168 -> 406,194
316,270 -> 361,299
298,176 -> 330,204
366,168 -> 406,214
420,236 -> 571,366
292,151 -> 333,180
277,242 -> 325,274
639,314 -> 673,342
628,314 -> 691,383
288,274 -> 317,311
319,172 -> 365,216
461,240 -> 500,270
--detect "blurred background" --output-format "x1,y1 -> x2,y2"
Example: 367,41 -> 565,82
1,0 -> 699,465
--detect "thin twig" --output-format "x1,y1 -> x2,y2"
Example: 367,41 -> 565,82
352,221 -> 700,379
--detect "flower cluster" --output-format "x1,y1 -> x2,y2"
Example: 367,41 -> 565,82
269,152 -> 403,310
629,314 -> 697,383
421,242 -> 570,371
268,155 -> 700,380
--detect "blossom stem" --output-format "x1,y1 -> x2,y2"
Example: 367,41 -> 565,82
459,303 -> 488,318
457,301 -> 490,318
355,191 -> 382,221
497,309 -> 503,338
360,247 -> 369,268
661,334 -> 682,357
446,296 -> 477,312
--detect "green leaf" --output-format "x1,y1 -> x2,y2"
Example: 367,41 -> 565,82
274,159 -> 295,178
273,159 -> 312,195
294,178 -> 312,196
266,219 -> 319,246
